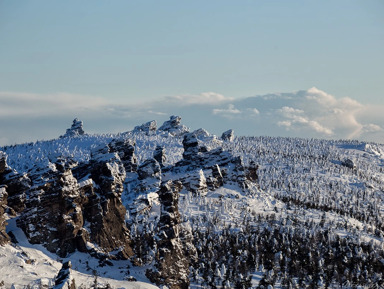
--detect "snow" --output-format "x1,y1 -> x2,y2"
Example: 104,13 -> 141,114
2,218 -> 158,288
1,123 -> 384,288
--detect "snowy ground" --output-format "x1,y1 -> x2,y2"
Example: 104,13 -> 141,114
1,218 -> 158,289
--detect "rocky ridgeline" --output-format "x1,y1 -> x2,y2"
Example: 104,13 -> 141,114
0,116 -> 257,289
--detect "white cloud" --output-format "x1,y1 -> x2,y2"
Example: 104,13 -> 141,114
277,106 -> 333,136
0,88 -> 383,146
0,91 -> 108,117
247,108 -> 260,115
166,92 -> 233,105
212,104 -> 241,117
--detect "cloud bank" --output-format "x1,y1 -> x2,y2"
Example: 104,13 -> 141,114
0,88 -> 383,146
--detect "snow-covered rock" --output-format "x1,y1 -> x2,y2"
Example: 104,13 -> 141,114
60,118 -> 85,138
53,261 -> 76,289
147,180 -> 196,289
133,120 -> 157,134
0,185 -> 9,245
158,115 -> 189,136
221,129 -> 234,142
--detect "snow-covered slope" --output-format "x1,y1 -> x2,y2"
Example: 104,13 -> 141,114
0,117 -> 384,288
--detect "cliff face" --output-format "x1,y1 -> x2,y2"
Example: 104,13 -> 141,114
0,185 -> 9,245
10,140 -> 135,259
0,152 -> 10,245
146,181 -> 197,289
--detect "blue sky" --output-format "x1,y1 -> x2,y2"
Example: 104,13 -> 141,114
0,1 -> 383,145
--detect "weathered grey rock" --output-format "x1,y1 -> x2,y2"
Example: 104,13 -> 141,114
206,164 -> 224,190
60,118 -> 85,138
0,185 -> 10,245
0,151 -> 30,214
17,151 -> 133,259
17,157 -> 85,257
133,120 -> 157,134
135,158 -> 162,195
53,261 -> 76,289
221,129 -> 234,142
159,115 -> 189,136
181,169 -> 208,196
108,138 -> 138,172
0,152 -> 7,174
153,145 -> 166,168
147,180 -> 196,289
88,150 -> 133,259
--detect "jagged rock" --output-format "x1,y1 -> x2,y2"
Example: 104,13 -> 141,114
206,164 -> 224,190
181,169 -> 208,196
60,118 -> 85,138
0,151 -> 7,173
159,115 -> 189,136
0,151 -> 30,214
221,129 -> 234,142
0,185 -> 10,245
108,138 -> 138,172
0,170 -> 30,214
137,158 -> 161,180
174,132 -> 258,194
136,158 -> 162,194
147,180 -> 196,289
154,145 -> 166,168
182,132 -> 208,163
245,160 -> 258,183
53,261 -> 76,289
88,150 -> 133,259
17,157 -> 85,257
133,120 -> 157,134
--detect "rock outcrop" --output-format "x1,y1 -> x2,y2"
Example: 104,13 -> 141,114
60,118 -> 85,138
0,185 -> 9,245
17,157 -> 86,257
147,180 -> 196,289
0,152 -> 11,244
153,145 -> 166,168
108,138 -> 138,172
133,120 -> 157,134
221,129 -> 234,142
158,115 -> 189,136
0,151 -> 6,173
16,140 -> 134,259
172,131 -> 258,194
87,148 -> 133,259
53,261 -> 76,289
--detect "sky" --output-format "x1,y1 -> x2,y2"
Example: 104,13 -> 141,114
0,0 -> 383,145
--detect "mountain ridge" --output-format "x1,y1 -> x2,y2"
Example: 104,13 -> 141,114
0,116 -> 383,288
